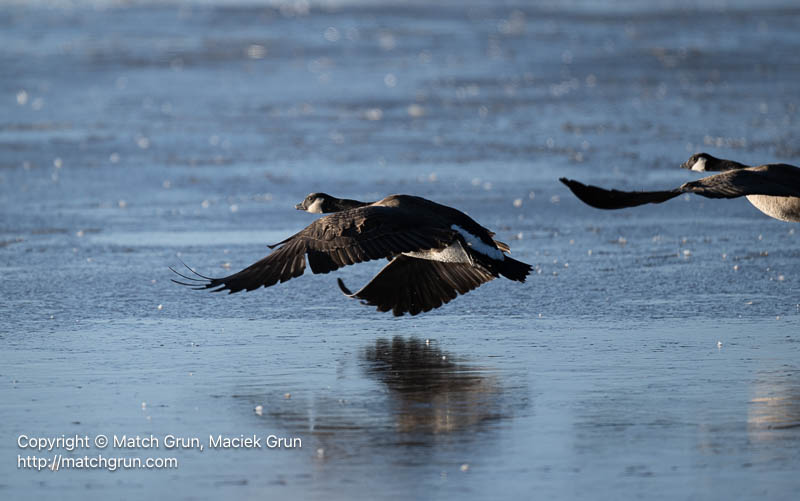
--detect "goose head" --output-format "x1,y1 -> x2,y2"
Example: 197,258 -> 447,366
295,193 -> 369,213
681,152 -> 716,172
296,193 -> 334,213
681,153 -> 746,172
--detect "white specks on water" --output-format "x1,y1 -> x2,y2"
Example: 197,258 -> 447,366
201,199 -> 211,208
157,304 -> 163,311
734,265 -> 740,271
378,32 -> 396,51
513,198 -> 523,208
16,90 -> 28,105
254,405 -> 263,416
284,393 -> 291,400
53,157 -> 63,168
316,448 -> 325,459
407,104 -> 424,117
229,204 -> 239,213
109,152 -> 120,163
364,108 -> 383,121
384,73 -> 397,88
323,27 -> 340,43
717,341 -> 723,348
136,136 -> 150,149
118,200 -> 127,208
460,463 -> 470,472
245,44 -> 267,59
141,401 -> 147,410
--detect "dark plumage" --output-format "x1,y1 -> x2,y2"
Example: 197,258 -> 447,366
172,193 -> 532,316
560,153 -> 800,222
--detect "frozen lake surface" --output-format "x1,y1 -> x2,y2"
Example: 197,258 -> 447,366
2,1 -> 799,499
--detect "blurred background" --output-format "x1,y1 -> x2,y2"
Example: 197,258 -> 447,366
2,1 -> 799,499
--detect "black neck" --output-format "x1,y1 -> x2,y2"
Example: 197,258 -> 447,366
328,198 -> 372,212
711,157 -> 749,171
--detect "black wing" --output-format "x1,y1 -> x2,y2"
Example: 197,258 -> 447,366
559,178 -> 681,209
171,206 -> 456,294
561,165 -> 800,211
337,255 -> 496,316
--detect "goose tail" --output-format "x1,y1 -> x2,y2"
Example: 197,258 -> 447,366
498,255 -> 532,283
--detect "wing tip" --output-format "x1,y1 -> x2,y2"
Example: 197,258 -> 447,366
337,277 -> 355,296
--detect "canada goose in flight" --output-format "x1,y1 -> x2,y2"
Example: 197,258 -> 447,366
171,193 -> 532,316
560,153 -> 800,222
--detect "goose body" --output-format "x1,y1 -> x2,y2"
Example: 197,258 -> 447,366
560,153 -> 800,222
172,193 -> 532,316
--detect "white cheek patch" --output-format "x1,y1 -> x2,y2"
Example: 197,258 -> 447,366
690,157 -> 707,172
307,198 -> 324,213
451,224 -> 505,260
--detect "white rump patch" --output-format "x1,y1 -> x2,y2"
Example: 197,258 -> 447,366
690,157 -> 707,172
451,224 -> 505,260
306,198 -> 324,213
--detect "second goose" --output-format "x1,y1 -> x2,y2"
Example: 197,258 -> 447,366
560,153 -> 800,222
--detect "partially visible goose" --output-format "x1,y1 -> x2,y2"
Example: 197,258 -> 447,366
172,193 -> 532,316
559,153 -> 800,222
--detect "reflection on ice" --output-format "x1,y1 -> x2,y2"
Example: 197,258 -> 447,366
748,377 -> 800,436
363,337 -> 505,434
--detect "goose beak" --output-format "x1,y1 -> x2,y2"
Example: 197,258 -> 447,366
295,203 -> 304,210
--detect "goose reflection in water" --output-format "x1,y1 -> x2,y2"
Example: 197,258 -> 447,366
363,337 -> 506,434
748,376 -> 800,438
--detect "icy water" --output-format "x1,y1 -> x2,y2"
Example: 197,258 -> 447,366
2,0 -> 800,499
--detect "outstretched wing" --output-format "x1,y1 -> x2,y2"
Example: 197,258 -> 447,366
561,165 -> 800,211
559,178 -> 681,209
337,255 -> 496,316
171,206 -> 456,294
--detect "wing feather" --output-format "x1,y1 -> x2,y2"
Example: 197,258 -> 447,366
172,205 -> 456,293
337,255 -> 496,316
